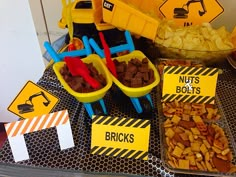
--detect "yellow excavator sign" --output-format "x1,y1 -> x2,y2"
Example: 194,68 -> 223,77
8,81 -> 59,119
159,0 -> 224,26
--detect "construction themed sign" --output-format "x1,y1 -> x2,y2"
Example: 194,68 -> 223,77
4,110 -> 74,162
91,115 -> 150,160
159,0 -> 224,26
162,66 -> 219,104
8,81 -> 59,119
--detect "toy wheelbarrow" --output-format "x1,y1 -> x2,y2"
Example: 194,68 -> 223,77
89,31 -> 160,113
44,36 -> 112,118
111,50 -> 160,113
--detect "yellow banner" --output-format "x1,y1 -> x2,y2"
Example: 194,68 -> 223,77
91,115 -> 150,160
162,66 -> 218,104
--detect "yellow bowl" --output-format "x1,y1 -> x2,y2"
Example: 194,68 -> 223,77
53,54 -> 112,103
110,50 -> 160,97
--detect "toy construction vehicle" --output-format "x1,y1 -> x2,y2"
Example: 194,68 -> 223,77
173,0 -> 207,19
58,0 -> 125,47
58,0 -> 162,43
58,0 -> 114,31
17,91 -> 50,114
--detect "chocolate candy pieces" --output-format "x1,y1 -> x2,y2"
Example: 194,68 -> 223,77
114,57 -> 155,88
60,63 -> 106,93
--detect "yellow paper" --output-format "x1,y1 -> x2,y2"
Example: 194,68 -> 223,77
91,115 -> 150,160
8,81 -> 59,119
159,0 -> 224,26
162,66 -> 218,104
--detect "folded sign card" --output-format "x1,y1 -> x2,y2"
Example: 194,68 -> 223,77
4,110 -> 74,162
162,66 -> 219,104
91,115 -> 150,160
159,0 -> 224,26
8,80 -> 59,119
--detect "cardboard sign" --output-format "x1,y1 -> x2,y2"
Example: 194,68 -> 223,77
8,81 -> 59,119
159,0 -> 224,26
4,110 -> 74,162
91,115 -> 150,160
162,66 -> 218,104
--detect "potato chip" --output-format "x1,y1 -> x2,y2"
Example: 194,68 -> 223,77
155,20 -> 235,63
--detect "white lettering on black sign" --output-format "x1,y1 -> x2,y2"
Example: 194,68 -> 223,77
103,0 -> 114,11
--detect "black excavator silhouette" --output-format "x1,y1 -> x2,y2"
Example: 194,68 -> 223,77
17,91 -> 50,114
174,0 -> 207,19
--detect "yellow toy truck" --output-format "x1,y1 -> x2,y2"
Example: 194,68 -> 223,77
58,0 -> 163,45
58,0 -> 126,46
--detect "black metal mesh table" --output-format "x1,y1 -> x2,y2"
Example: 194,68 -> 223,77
0,60 -> 235,177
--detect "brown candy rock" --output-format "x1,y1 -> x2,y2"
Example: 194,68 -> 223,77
212,155 -> 231,173
60,63 -> 106,93
115,57 -> 155,88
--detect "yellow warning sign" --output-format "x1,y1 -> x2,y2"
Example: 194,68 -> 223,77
159,0 -> 224,26
8,81 -> 60,119
162,66 -> 219,104
91,115 -> 150,160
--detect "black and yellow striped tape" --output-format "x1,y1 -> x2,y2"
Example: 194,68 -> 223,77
164,66 -> 219,76
162,94 -> 215,104
91,146 -> 148,160
92,115 -> 150,128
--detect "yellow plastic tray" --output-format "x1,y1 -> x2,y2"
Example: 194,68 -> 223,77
53,54 -> 112,103
102,0 -> 160,41
110,50 -> 160,97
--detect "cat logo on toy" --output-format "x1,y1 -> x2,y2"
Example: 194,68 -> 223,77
103,0 -> 114,11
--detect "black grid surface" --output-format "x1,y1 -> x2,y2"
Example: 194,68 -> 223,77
0,60 -> 235,177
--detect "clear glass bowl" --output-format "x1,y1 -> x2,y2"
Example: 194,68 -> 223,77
155,43 -> 236,65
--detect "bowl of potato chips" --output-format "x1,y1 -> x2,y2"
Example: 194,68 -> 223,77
154,20 -> 236,65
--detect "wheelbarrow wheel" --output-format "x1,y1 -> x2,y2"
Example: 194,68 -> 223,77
91,101 -> 104,116
140,97 -> 152,113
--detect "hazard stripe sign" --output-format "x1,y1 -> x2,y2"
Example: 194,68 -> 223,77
4,110 -> 74,162
5,110 -> 69,137
164,66 -> 219,76
91,146 -> 148,160
92,115 -> 150,128
162,66 -> 218,104
91,115 -> 150,160
162,94 -> 215,104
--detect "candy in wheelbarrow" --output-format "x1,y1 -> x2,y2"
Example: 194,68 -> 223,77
45,34 -> 112,118
89,30 -> 159,113
53,54 -> 113,118
59,62 -> 105,92
114,57 -> 155,87
63,42 -> 101,89
110,50 -> 160,114
64,57 -> 101,89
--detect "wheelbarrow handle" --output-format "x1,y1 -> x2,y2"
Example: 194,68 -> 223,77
44,36 -> 92,63
44,41 -> 61,63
